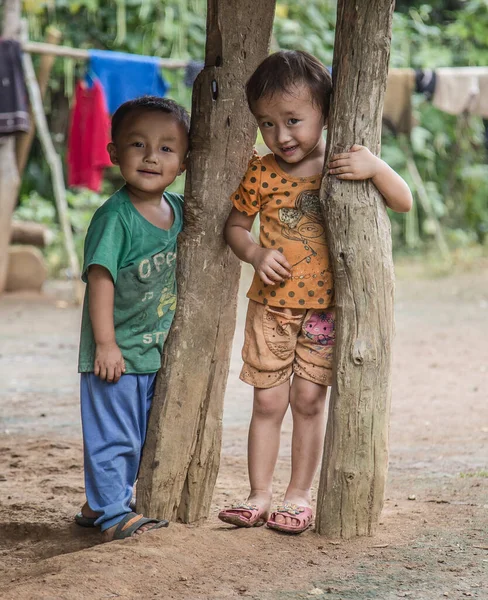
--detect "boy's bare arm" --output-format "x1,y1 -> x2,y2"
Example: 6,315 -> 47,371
328,144 -> 413,213
87,265 -> 126,383
224,207 -> 291,285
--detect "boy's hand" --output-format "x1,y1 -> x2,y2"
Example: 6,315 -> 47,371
328,144 -> 381,180
251,247 -> 291,286
94,342 -> 126,383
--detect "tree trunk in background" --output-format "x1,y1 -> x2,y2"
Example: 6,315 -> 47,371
0,0 -> 21,293
316,0 -> 395,538
138,0 -> 277,523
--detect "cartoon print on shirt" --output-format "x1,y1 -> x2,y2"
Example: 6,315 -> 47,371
278,190 -> 326,268
126,254 -> 177,340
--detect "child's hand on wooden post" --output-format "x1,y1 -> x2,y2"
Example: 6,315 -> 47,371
328,144 -> 413,212
327,144 -> 380,180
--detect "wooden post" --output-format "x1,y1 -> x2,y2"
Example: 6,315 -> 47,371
0,0 -> 21,293
21,50 -> 81,300
16,26 -> 62,176
138,0 -> 277,523
316,0 -> 395,538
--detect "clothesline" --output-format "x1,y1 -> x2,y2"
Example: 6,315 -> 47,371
22,40 -> 190,69
17,41 -> 488,132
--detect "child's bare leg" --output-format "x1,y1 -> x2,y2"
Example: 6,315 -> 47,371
274,375 -> 327,525
245,380 -> 291,516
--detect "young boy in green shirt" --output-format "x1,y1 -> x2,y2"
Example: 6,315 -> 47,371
75,96 -> 189,542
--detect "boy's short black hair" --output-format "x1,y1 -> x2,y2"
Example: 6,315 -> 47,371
246,50 -> 332,119
111,96 -> 190,141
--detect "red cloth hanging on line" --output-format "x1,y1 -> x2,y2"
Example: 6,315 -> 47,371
67,79 -> 112,192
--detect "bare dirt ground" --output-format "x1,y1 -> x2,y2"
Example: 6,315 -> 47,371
0,262 -> 487,600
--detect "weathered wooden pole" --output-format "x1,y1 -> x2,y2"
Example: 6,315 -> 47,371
0,0 -> 22,293
16,26 -> 62,176
22,48 -> 81,300
316,0 -> 395,538
138,0 -> 277,523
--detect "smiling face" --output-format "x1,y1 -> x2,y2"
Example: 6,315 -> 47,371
253,84 -> 326,171
108,109 -> 188,198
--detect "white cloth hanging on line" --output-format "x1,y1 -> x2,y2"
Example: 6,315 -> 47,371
433,67 -> 488,117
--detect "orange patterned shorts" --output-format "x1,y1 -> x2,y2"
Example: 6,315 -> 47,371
240,299 -> 335,389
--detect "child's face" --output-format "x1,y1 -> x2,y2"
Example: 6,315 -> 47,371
254,84 -> 326,167
108,110 -> 188,196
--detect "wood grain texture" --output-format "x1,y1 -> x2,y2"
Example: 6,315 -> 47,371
316,0 -> 395,538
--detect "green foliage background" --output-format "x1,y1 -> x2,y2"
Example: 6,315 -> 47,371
16,0 -> 488,274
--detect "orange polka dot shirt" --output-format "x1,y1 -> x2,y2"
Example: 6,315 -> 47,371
231,153 -> 334,309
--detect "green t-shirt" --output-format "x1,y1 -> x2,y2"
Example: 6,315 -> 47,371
78,187 -> 183,374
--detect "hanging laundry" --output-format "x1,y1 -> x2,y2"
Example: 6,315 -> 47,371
415,69 -> 436,100
433,67 -> 488,117
0,39 -> 30,134
184,60 -> 204,87
383,68 -> 416,135
67,78 -> 112,192
88,50 -> 170,114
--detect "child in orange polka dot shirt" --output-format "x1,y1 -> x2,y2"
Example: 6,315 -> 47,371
219,51 -> 412,534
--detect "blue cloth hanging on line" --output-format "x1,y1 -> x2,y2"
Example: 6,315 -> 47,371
88,49 -> 170,114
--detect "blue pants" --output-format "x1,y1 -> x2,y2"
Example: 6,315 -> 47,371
80,372 -> 157,532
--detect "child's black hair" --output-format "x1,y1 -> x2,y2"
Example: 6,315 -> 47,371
111,96 -> 190,141
246,50 -> 332,119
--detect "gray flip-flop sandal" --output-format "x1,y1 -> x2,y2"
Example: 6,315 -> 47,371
75,499 -> 137,528
112,512 -> 169,540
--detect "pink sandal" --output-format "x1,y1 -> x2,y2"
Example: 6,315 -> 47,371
266,503 -> 313,534
218,502 -> 268,528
